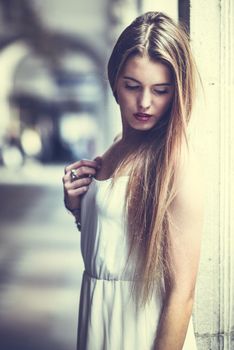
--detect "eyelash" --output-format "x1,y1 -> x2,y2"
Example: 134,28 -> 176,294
124,84 -> 168,95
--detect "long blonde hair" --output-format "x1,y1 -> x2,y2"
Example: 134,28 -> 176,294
107,12 -> 197,304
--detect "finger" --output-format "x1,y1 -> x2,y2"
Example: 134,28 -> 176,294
65,159 -> 100,173
63,166 -> 96,183
76,166 -> 97,178
63,171 -> 73,183
65,176 -> 92,190
66,186 -> 89,197
63,171 -> 77,185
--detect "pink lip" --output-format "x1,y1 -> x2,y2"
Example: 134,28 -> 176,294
134,112 -> 152,121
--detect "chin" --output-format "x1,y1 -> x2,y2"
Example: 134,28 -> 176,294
129,120 -> 158,131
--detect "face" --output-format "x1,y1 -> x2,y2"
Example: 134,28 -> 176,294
116,55 -> 174,132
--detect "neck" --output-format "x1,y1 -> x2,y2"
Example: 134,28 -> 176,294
120,128 -> 150,150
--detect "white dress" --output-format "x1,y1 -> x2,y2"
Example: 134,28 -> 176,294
77,176 -> 197,350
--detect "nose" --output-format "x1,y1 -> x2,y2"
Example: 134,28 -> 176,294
137,89 -> 151,111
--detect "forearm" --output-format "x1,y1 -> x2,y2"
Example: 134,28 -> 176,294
153,292 -> 194,350
66,207 -> 82,231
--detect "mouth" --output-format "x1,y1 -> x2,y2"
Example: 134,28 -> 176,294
133,112 -> 153,121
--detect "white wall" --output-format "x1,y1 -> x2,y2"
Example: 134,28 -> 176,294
190,0 -> 234,349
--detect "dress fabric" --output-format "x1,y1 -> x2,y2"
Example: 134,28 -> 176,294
77,176 -> 197,350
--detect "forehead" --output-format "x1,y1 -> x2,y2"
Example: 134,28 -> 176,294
120,55 -> 173,84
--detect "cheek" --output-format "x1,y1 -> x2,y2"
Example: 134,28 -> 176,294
117,91 -> 133,109
157,94 -> 174,111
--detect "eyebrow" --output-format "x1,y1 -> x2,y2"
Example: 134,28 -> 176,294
123,76 -> 173,86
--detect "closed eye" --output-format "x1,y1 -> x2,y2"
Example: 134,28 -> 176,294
125,83 -> 170,95
153,89 -> 169,95
124,84 -> 140,90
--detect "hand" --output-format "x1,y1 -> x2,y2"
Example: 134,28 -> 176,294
63,157 -> 102,211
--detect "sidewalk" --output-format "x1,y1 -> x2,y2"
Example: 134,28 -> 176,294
0,170 -> 83,350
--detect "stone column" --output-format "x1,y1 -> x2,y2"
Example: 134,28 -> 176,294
190,0 -> 234,349
219,1 -> 234,348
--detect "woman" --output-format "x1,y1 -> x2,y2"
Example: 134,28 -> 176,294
63,11 -> 203,350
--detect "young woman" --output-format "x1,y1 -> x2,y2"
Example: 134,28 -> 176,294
63,11 -> 203,350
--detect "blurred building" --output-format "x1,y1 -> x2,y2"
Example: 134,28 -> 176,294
0,0 -> 233,349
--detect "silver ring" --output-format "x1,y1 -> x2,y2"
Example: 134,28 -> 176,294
71,169 -> 79,181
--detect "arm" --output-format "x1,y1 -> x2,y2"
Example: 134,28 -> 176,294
153,150 -> 204,350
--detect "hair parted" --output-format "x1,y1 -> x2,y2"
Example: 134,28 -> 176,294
107,12 -> 197,304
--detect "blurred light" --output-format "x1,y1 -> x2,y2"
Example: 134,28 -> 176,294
59,113 -> 98,144
21,129 -> 42,156
1,145 -> 24,168
60,114 -> 80,143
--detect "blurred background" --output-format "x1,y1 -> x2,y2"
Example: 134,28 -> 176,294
0,0 -> 233,349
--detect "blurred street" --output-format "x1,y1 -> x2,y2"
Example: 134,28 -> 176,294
0,163 -> 83,350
